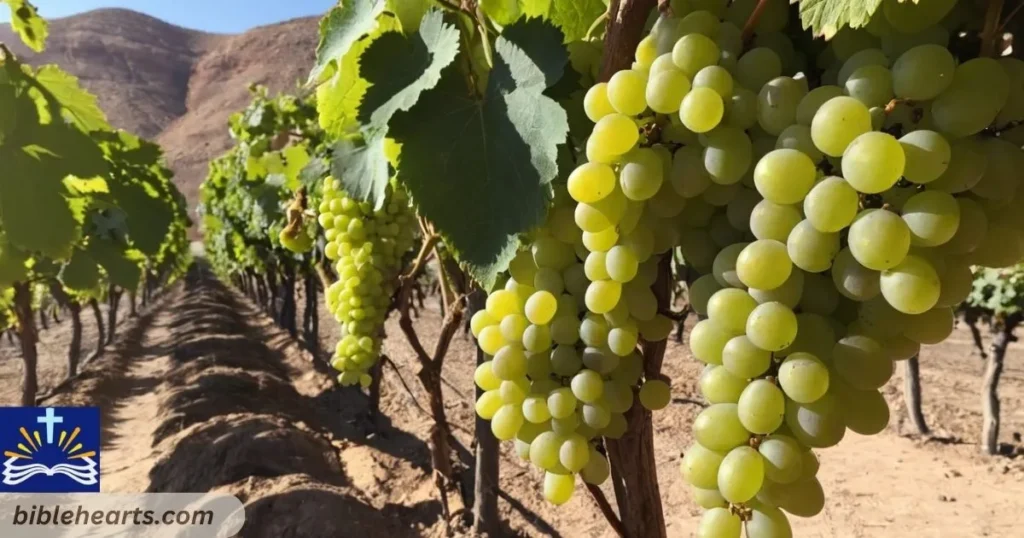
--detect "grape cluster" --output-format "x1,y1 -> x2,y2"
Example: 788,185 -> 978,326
632,0 -> 1024,535
317,177 -> 416,386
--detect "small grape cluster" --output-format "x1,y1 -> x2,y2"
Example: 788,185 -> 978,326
317,176 -> 415,386
471,182 -> 677,505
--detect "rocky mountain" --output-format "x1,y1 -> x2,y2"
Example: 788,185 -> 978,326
0,8 -> 320,224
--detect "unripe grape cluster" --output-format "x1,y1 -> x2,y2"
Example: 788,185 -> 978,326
627,0 -> 1024,535
317,176 -> 415,386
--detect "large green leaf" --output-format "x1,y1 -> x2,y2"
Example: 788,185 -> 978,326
87,238 -> 140,289
549,0 -> 605,42
331,9 -> 460,206
798,0 -> 884,39
0,147 -> 79,258
2,0 -> 47,52
33,66 -> 110,132
59,248 -> 100,291
389,19 -> 569,287
308,0 -> 386,84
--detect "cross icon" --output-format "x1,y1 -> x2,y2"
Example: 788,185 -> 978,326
37,408 -> 63,445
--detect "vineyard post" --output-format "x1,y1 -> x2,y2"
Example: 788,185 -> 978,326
982,314 -> 1019,454
13,282 -> 39,406
88,298 -> 105,359
469,290 -> 499,536
903,355 -> 929,435
597,0 -> 668,535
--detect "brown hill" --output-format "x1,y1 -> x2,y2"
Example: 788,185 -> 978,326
0,8 -> 319,222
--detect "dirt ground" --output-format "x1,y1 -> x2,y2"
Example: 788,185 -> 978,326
2,267 -> 1022,538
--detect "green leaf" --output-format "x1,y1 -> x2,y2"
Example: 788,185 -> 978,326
389,19 -> 569,287
59,248 -> 100,291
282,144 -> 311,191
481,0 -> 522,25
32,66 -> 110,132
87,238 -> 140,289
0,147 -> 80,258
333,9 -> 460,207
549,0 -> 606,42
308,0 -> 386,84
499,17 -> 568,88
299,157 -> 330,188
387,0 -> 429,32
797,0 -> 884,39
3,0 -> 48,52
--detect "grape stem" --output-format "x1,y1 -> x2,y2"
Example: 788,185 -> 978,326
998,1 -> 1024,32
980,0 -> 1006,57
585,10 -> 610,41
584,482 -> 627,537
740,0 -> 772,46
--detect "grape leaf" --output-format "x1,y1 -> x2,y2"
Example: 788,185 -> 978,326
549,0 -> 606,42
87,238 -> 140,289
331,9 -> 459,206
797,0 -> 884,39
388,0 -> 429,32
308,0 -> 386,84
0,147 -> 79,258
389,19 -> 569,287
59,248 -> 100,291
32,65 -> 110,132
2,0 -> 48,52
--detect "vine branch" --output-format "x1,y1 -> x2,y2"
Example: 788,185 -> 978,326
599,0 -> 658,81
585,482 -> 627,538
981,0 -> 1006,57
741,0 -> 772,45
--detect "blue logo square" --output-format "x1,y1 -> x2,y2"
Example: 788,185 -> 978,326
0,407 -> 101,493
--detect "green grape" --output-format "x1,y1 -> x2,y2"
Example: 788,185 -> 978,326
750,268 -> 804,308
704,126 -> 752,185
474,362 -> 502,391
563,264 -> 590,299
972,138 -> 1023,201
736,47 -> 782,91
746,302 -> 798,352
575,192 -> 625,233
581,448 -> 610,485
883,0 -> 957,34
584,82 -> 616,122
645,69 -> 691,114
796,85 -> 844,126
671,145 -> 712,197
522,393 -> 551,423
725,187 -> 760,232
935,262 -> 972,307
745,500 -> 793,538
548,387 -> 578,419
607,69 -> 648,116
718,445 -> 765,503
568,162 -> 616,204
928,138 -> 986,194
844,65 -> 894,108
749,199 -> 801,242
509,250 -> 539,283
811,96 -> 872,157
786,220 -> 839,273
700,365 -> 749,403
880,254 -> 940,314
832,378 -> 890,435
543,472 -> 575,505
689,274 -> 724,316
996,57 -> 1024,126
680,229 -> 717,274
802,177 -> 858,233
856,296 -> 908,338
785,392 -> 846,448
701,182 -> 740,206
585,251 -> 610,281
582,346 -> 618,374
646,182 -> 688,218
842,132 -> 905,194
722,335 -> 772,379
690,319 -> 739,365
758,77 -> 806,135
649,52 -> 680,77
898,130 -> 950,185
639,379 -> 672,410
775,124 -> 823,163
903,306 -> 954,345
478,326 -> 505,355
901,191 -> 960,247
533,236 -> 576,269
931,59 -> 1010,138
475,390 -> 503,419
837,48 -> 889,86
692,486 -> 728,509
491,404 -> 525,440
706,289 -> 756,333
833,334 -> 893,390
737,239 -> 793,290
848,209 -> 911,270
693,65 -> 734,98
680,87 -> 724,133
557,434 -> 590,473
500,378 -> 530,405
471,310 -> 498,338
523,323 -> 552,353
582,402 -> 612,429
672,33 -> 720,77
592,113 -> 640,156
607,325 -> 639,356
535,267 -> 567,295
738,379 -> 785,434
571,369 -> 604,404
694,403 -> 750,451
724,87 -> 759,130
698,507 -> 742,538
585,279 -> 622,314
624,282 -> 658,321
606,245 -> 640,282
493,345 -> 528,379
709,239 -> 744,284
784,313 -> 836,359
759,434 -> 804,484
524,291 -> 558,325
831,248 -> 880,301
754,149 -> 817,204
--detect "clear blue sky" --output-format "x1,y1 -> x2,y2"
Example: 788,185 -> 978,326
0,0 -> 338,33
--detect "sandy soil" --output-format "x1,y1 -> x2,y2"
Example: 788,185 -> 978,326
1,266 -> 1021,538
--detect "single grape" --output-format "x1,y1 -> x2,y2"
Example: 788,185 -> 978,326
753,149 -> 817,204
738,379 -> 786,434
880,255 -> 940,314
778,352 -> 829,403
607,69 -> 648,116
842,132 -> 906,194
718,445 -> 765,503
746,302 -> 798,352
848,209 -> 911,270
811,96 -> 871,157
680,87 -> 725,133
737,240 -> 793,290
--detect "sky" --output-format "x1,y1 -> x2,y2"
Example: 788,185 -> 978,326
0,0 -> 338,33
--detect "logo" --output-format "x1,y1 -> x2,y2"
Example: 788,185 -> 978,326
0,407 -> 100,492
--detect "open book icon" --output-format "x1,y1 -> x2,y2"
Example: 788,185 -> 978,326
2,457 -> 98,486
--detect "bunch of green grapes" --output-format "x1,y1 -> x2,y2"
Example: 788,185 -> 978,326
636,0 -> 1024,535
317,176 -> 416,386
471,181 -> 676,506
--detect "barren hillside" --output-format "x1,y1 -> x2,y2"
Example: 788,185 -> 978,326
0,8 -> 319,221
